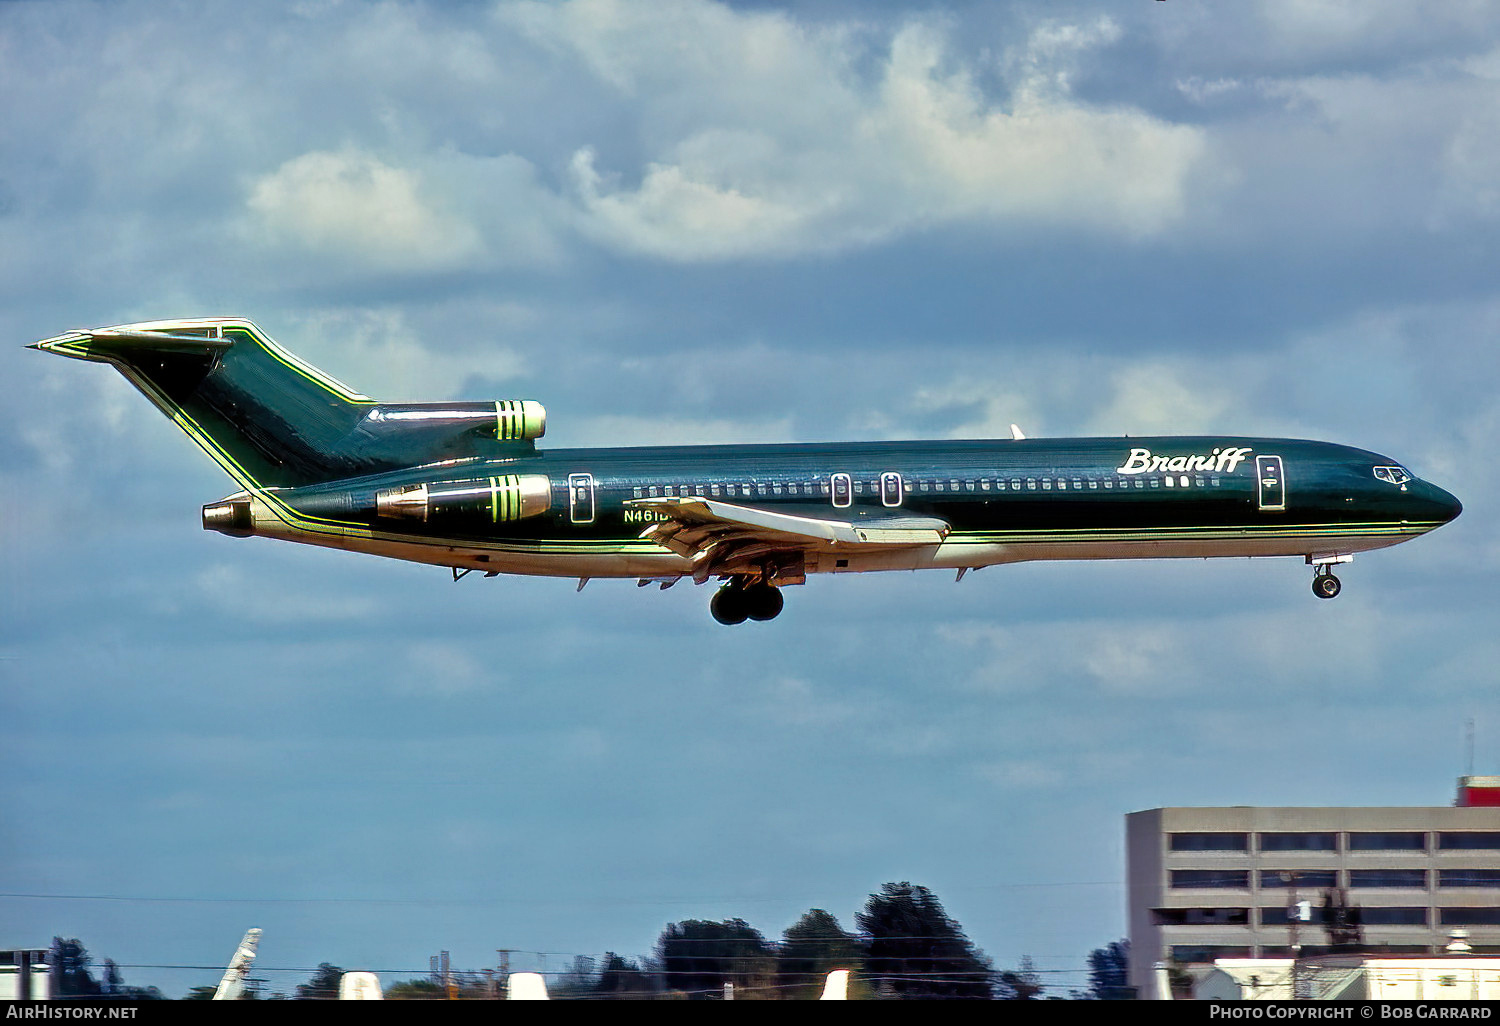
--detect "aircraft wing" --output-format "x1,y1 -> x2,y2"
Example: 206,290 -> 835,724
626,496 -> 949,582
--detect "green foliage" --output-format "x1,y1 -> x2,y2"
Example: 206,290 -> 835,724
657,918 -> 776,998
996,955 -> 1044,1000
856,882 -> 993,999
776,909 -> 867,1000
1083,939 -> 1131,999
594,952 -> 655,998
50,938 -> 101,997
385,979 -> 446,1000
294,962 -> 345,1000
183,986 -> 218,1001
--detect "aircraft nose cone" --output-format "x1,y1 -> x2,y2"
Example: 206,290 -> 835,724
1432,484 -> 1462,524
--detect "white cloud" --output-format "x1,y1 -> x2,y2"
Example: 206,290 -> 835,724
280,308 -> 529,402
941,606 -> 1388,701
395,641 -> 499,698
1084,362 -> 1241,437
508,2 -> 1207,260
569,413 -> 795,448
247,148 -> 485,271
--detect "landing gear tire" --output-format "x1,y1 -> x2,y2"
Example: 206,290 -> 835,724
1313,573 -> 1342,600
710,584 -> 749,625
744,583 -> 784,622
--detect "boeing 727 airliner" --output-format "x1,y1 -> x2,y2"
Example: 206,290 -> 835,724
31,319 -> 1462,624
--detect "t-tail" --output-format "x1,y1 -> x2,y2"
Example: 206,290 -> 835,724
30,318 -> 546,491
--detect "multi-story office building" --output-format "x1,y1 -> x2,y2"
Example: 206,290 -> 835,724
1126,778 -> 1500,995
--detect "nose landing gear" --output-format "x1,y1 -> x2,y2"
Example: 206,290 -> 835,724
1308,554 -> 1351,600
709,576 -> 785,624
1312,569 -> 1342,599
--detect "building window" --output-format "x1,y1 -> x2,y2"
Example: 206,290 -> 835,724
1349,869 -> 1428,888
1349,832 -> 1427,851
1439,908 -> 1500,925
1259,870 -> 1339,889
1170,946 -> 1252,963
1259,832 -> 1338,852
1170,832 -> 1248,852
1152,907 -> 1249,926
1440,869 -> 1500,888
1360,908 -> 1429,926
1439,832 -> 1500,850
1170,870 -> 1250,889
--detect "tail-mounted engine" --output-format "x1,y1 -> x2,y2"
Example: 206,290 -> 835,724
375,475 -> 552,524
348,400 -> 547,466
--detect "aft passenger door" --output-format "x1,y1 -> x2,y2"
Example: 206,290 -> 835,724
1256,455 -> 1285,512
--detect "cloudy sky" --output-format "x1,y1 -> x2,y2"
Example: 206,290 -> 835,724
3,0 -> 1498,998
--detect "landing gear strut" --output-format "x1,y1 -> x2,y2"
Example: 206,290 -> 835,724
709,577 -> 785,624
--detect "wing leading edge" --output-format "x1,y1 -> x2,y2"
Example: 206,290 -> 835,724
626,495 -> 950,583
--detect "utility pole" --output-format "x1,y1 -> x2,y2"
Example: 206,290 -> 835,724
497,951 -> 512,1000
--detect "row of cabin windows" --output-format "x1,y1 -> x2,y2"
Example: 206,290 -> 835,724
628,474 -> 1224,500
1166,944 -> 1479,962
1170,869 -> 1500,889
1155,907 -> 1500,927
1169,831 -> 1500,853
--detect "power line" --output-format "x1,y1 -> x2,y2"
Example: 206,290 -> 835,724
0,879 -> 1125,906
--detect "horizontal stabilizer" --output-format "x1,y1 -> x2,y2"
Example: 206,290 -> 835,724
30,328 -> 233,359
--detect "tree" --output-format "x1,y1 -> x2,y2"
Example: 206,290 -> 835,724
551,956 -> 598,998
996,955 -> 1044,1000
49,938 -> 101,997
657,919 -> 776,998
385,979 -> 445,1000
856,882 -> 993,999
1081,939 -> 1130,999
294,963 -> 345,1000
594,952 -> 655,998
777,909 -> 867,1000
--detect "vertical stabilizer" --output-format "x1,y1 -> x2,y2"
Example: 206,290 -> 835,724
30,319 -> 545,489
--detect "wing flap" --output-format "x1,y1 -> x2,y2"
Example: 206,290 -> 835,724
628,496 -> 948,546
627,496 -> 949,580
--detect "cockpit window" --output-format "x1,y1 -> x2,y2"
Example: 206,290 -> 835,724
1374,466 -> 1411,485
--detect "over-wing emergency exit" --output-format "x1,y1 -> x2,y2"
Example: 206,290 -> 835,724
31,319 -> 1462,624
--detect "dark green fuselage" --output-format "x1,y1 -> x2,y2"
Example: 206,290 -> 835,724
31,318 -> 1461,589
268,436 -> 1459,578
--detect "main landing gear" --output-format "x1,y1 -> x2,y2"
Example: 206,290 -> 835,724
1308,554 -> 1351,600
710,577 -> 785,625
